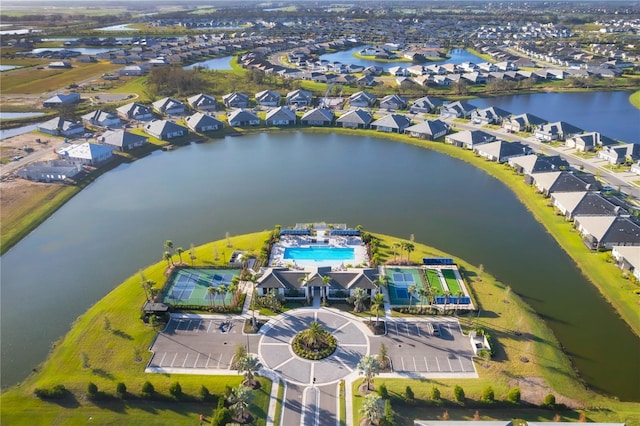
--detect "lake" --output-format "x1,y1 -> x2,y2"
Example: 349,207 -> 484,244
30,47 -> 116,55
0,124 -> 40,140
1,131 -> 639,400
0,65 -> 22,72
183,55 -> 234,70
0,112 -> 45,120
319,47 -> 485,71
94,24 -> 139,32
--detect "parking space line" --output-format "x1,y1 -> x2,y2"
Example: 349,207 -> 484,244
415,323 -> 421,337
401,357 -> 405,370
447,357 -> 453,371
458,356 -> 464,371
413,356 -> 417,371
394,322 -> 399,336
170,353 -> 178,367
424,356 -> 429,371
159,352 -> 167,366
182,353 -> 189,367
216,353 -> 222,368
436,357 -> 441,371
207,320 -> 212,333
205,353 -> 211,368
404,323 -> 410,336
194,353 -> 200,367
187,320 -> 193,330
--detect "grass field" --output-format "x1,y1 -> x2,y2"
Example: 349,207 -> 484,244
441,268 -> 463,295
630,90 -> 640,110
2,62 -> 122,94
425,268 -> 445,295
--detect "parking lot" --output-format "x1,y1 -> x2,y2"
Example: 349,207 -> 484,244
147,315 -> 261,372
371,318 -> 477,375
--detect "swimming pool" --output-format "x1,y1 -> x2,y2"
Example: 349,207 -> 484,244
284,246 -> 355,261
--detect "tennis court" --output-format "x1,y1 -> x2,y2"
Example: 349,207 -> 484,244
424,269 -> 445,295
162,268 -> 241,307
441,268 -> 463,295
386,267 -> 424,305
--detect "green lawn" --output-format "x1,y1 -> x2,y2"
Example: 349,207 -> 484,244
425,269 -> 445,295
441,269 -> 463,295
630,90 -> 640,110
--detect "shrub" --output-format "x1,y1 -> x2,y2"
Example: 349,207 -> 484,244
169,381 -> 183,399
404,385 -> 414,401
379,399 -> 396,426
34,384 -> 67,399
481,386 -> 494,403
507,387 -> 521,404
116,382 -> 127,398
211,407 -> 232,426
200,385 -> 211,401
430,386 -> 441,402
378,383 -> 389,399
141,381 -> 155,398
87,382 -> 98,398
543,393 -> 556,407
453,385 -> 465,403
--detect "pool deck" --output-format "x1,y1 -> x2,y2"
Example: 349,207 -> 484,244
269,232 -> 368,270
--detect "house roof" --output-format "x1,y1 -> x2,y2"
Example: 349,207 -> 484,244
442,100 -> 477,114
185,112 -> 223,130
337,109 -> 373,125
82,110 -> 119,123
570,132 -> 617,148
43,93 -> 80,104
349,91 -> 376,104
265,106 -> 296,121
506,113 -> 547,127
538,121 -> 583,136
576,215 -> 640,244
256,267 -> 378,291
286,89 -> 312,101
410,96 -> 443,110
222,92 -> 249,103
553,191 -> 623,216
116,102 -> 152,117
535,171 -> 599,193
228,109 -> 259,122
379,94 -> 408,107
187,93 -> 216,108
447,130 -> 495,146
473,106 -> 511,119
509,154 -> 569,174
100,130 -> 147,147
476,140 -> 530,158
405,119 -> 448,136
371,113 -> 411,129
302,107 -> 334,122
152,97 -> 185,111
145,119 -> 188,135
57,142 -> 113,160
255,90 -> 282,102
612,246 -> 640,271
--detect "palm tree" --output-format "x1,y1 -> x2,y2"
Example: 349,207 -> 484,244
405,243 -> 415,262
305,321 -> 324,350
407,284 -> 417,309
189,243 -> 196,266
164,240 -> 174,254
175,247 -> 184,264
418,287 -> 429,308
357,355 -> 380,391
218,284 -> 228,307
370,293 -> 385,325
207,286 -> 216,307
443,290 -> 452,312
321,275 -> 332,301
352,287 -> 368,313
163,251 -> 173,267
392,242 -> 400,261
236,354 -> 262,386
228,281 -> 238,306
455,291 -> 463,315
228,385 -> 252,421
360,393 -> 382,425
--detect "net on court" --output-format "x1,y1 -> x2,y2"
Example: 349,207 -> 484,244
162,268 -> 241,307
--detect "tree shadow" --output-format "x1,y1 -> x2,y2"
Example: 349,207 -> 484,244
91,368 -> 115,380
40,393 -> 80,408
91,396 -> 127,413
112,329 -> 134,340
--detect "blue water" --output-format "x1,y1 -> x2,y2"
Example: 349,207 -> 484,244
0,112 -> 44,119
183,56 -> 234,70
30,47 -> 115,55
0,65 -> 21,72
319,47 -> 484,71
284,246 -> 355,261
94,24 -> 139,32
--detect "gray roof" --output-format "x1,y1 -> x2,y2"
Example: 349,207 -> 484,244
475,140 -> 530,159
535,171 -> 600,193
371,113 -> 411,129
576,215 -> 640,245
442,100 -> 477,114
506,113 -> 547,127
509,154 -> 569,174
302,107 -> 334,122
265,106 -> 296,121
447,130 -> 495,146
185,112 -> 224,130
410,96 -> 443,111
116,102 -> 153,117
228,109 -> 259,122
538,121 -> 583,136
379,94 -> 408,108
187,93 -> 217,108
100,130 -> 147,148
553,191 -> 626,217
145,119 -> 188,135
286,89 -> 312,101
336,109 -> 373,125
405,119 -> 448,136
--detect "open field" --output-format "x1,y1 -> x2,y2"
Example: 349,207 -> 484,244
630,90 -> 640,109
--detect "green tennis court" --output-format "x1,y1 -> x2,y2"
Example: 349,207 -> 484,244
386,267 -> 424,305
424,269 -> 445,295
162,268 -> 241,307
441,268 -> 463,295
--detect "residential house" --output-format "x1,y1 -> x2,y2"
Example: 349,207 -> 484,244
363,65 -> 383,76
255,90 -> 282,107
502,113 -> 547,133
471,106 -> 511,125
152,97 -> 186,116
551,191 -> 626,220
439,101 -> 477,119
185,112 -> 224,132
356,75 -> 377,86
388,66 -> 410,77
574,215 -> 640,250
116,102 -> 154,121
534,121 -> 583,141
597,143 -> 640,165
348,91 -> 377,108
48,61 -> 72,69
37,117 -> 85,137
370,114 -> 412,134
265,106 -> 296,126
409,96 -> 443,114
255,266 -> 379,300
336,109 -> 373,129
119,65 -> 148,76
82,110 -> 122,128
474,140 -> 532,163
566,132 -> 618,152
379,94 -> 408,111
42,93 -> 81,108
99,130 -> 148,151
612,246 -> 640,280
632,161 -> 640,175
144,120 -> 189,140
445,130 -> 495,149
300,108 -> 334,126
532,171 -> 600,197
508,154 -> 570,181
222,92 -> 250,109
227,109 -> 260,127
286,89 -> 313,107
17,160 -> 81,182
187,93 -> 217,112
404,119 -> 449,140
56,142 -> 114,166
